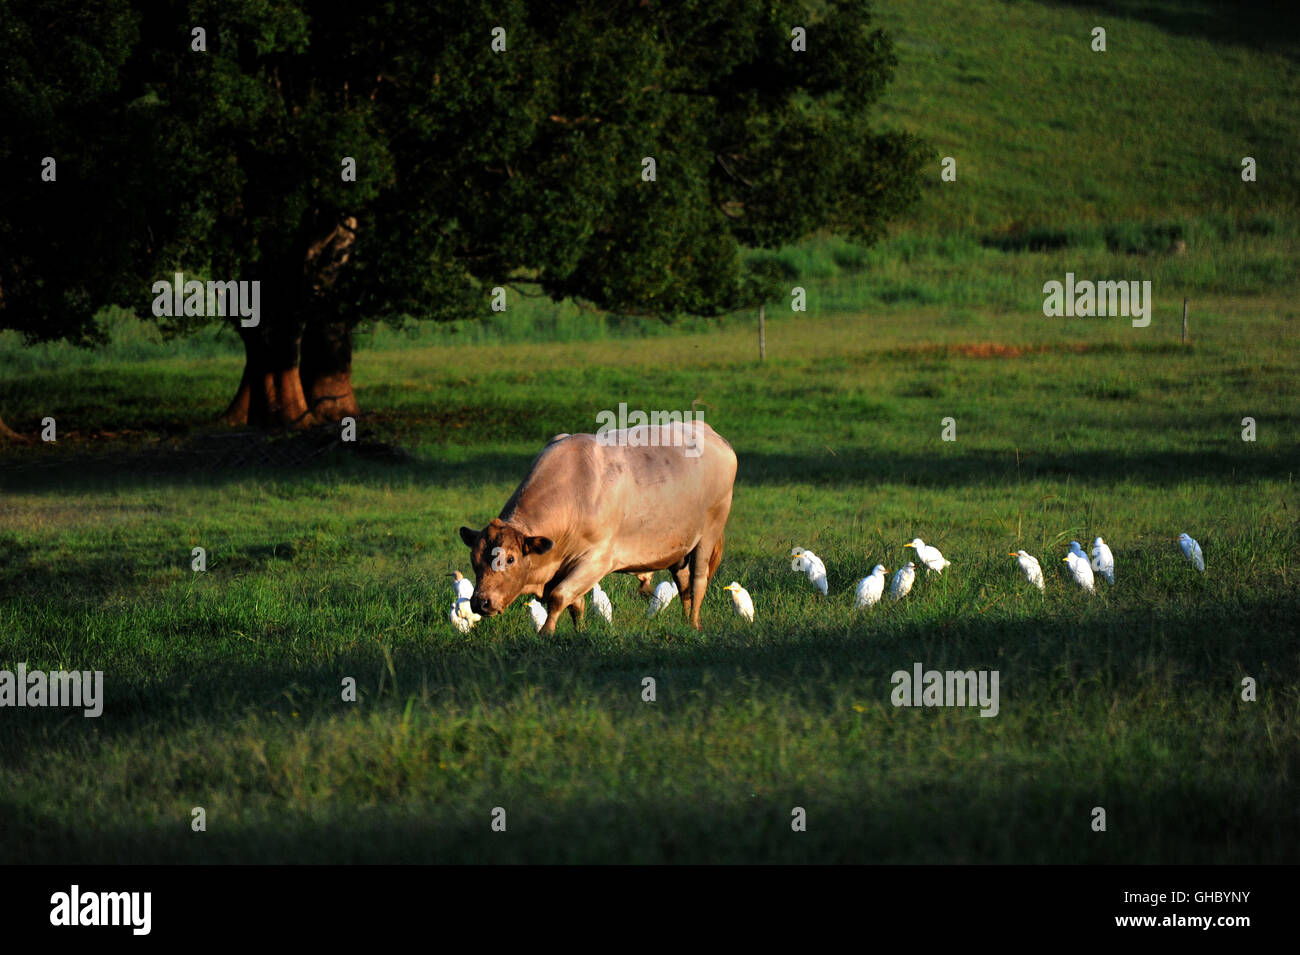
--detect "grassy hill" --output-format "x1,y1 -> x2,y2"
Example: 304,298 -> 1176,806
874,0 -> 1300,232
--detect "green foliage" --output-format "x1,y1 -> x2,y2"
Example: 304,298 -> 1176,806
0,0 -> 143,343
0,0 -> 923,343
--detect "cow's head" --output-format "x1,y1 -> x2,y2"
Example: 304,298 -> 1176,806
458,518 -> 554,616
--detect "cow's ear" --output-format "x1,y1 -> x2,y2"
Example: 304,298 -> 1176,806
459,526 -> 480,548
523,535 -> 554,556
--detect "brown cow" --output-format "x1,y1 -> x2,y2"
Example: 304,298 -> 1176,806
459,421 -> 737,632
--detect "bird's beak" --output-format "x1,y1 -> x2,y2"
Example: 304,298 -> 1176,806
1008,552 -> 1018,557
1061,557 -> 1070,562
904,542 -> 913,547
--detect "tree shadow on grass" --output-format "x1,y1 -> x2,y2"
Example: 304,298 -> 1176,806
3,439 -> 1299,496
1,587 -> 1295,864
1036,0 -> 1300,62
0,590 -> 1293,768
0,535 -> 344,605
2,768 -> 1292,864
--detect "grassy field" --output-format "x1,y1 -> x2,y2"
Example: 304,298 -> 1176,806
2,299 -> 1297,863
1,0 -> 1298,863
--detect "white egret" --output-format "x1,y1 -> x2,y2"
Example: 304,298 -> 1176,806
450,570 -> 474,601
723,581 -> 754,623
1176,533 -> 1205,573
1009,550 -> 1044,591
790,547 -> 828,595
449,596 -> 480,633
905,538 -> 950,574
590,582 -> 613,623
648,580 -> 679,617
526,598 -> 548,632
1062,551 -> 1095,593
1091,537 -> 1115,584
890,562 -> 916,600
854,565 -> 888,609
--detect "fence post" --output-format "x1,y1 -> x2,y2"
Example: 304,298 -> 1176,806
1181,298 -> 1188,344
758,304 -> 766,360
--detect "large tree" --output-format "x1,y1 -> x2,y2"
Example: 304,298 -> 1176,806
0,0 -> 925,431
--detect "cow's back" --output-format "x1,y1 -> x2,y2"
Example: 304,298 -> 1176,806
501,422 -> 735,554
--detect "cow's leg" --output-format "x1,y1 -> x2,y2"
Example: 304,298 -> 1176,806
688,534 -> 723,629
672,561 -> 693,622
567,594 -> 586,629
541,592 -> 570,635
540,558 -> 608,635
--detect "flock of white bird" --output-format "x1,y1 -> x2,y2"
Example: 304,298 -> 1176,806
448,533 -> 1206,631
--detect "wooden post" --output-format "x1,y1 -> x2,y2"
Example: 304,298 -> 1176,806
1181,298 -> 1188,344
758,304 -> 766,360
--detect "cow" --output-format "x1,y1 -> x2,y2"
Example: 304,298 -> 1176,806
458,421 -> 737,633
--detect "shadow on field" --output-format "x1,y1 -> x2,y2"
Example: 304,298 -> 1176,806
0,551 -> 170,604
0,431 -> 537,494
2,586 -> 1295,863
7,777 -> 1289,864
0,537 -> 358,604
1,589 -> 1292,769
1038,0 -> 1300,61
4,441 -> 1299,496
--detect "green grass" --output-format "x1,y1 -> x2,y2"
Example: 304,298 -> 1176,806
873,0 -> 1300,232
4,209 -> 1296,376
2,301 -> 1297,862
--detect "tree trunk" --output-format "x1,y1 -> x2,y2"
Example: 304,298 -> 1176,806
299,317 -> 360,422
220,322 -> 315,429
219,217 -> 359,430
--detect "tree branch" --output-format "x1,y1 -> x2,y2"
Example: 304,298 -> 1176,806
715,153 -> 754,188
